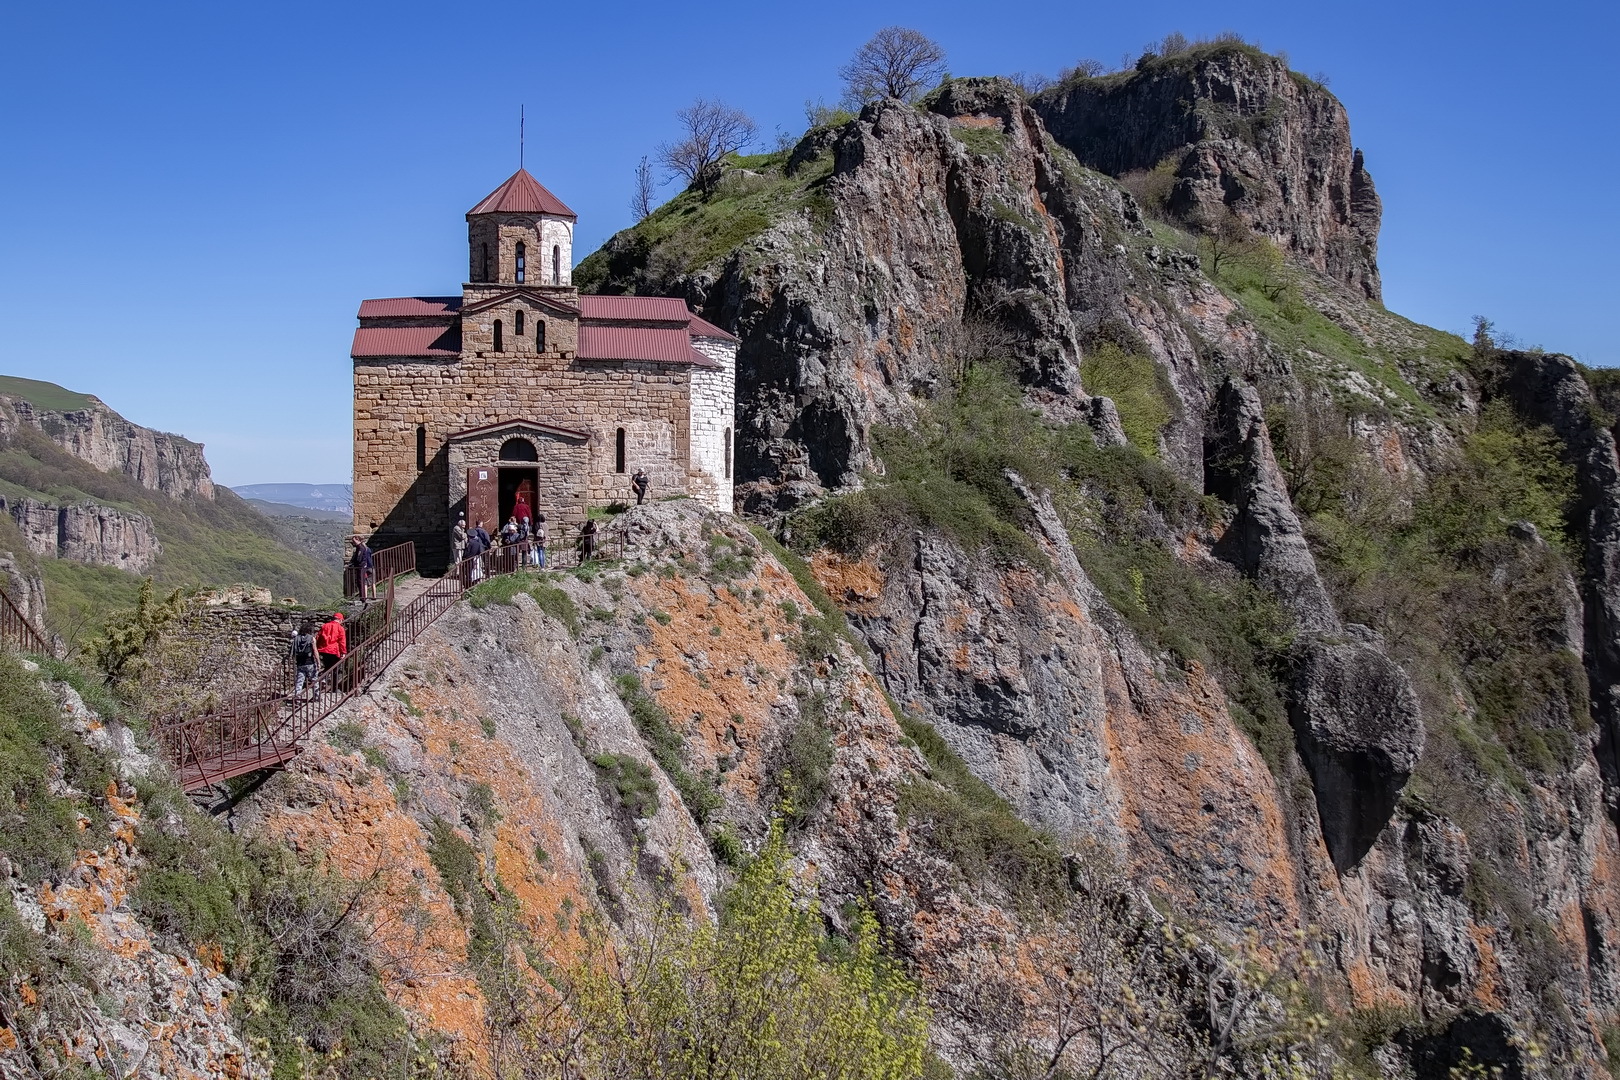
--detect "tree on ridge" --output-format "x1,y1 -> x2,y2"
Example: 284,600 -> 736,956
840,27 -> 948,104
656,98 -> 757,197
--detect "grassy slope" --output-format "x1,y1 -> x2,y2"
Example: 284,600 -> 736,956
0,421 -> 339,635
0,375 -> 96,412
575,148 -> 835,292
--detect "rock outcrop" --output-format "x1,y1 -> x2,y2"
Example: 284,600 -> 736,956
1205,377 -> 1424,871
0,547 -> 46,623
0,494 -> 160,571
1032,44 -> 1383,300
0,393 -> 215,501
1486,350 -> 1620,816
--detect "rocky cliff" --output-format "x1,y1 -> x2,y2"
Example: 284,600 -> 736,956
0,390 -> 215,501
0,379 -> 336,627
572,51 -> 1620,1075
1031,42 -> 1383,300
0,493 -> 161,571
7,38 -> 1619,1080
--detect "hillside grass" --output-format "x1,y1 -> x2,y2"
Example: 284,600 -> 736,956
0,375 -> 96,412
575,148 -> 837,291
0,425 -> 338,637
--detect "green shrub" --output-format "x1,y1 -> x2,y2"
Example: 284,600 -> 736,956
0,653 -> 114,883
613,672 -> 722,823
592,753 -> 660,818
774,695 -> 835,827
896,716 -> 1066,907
464,780 -> 500,829
1079,341 -> 1174,455
327,720 -> 365,753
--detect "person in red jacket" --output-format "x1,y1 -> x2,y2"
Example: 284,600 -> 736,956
316,612 -> 347,692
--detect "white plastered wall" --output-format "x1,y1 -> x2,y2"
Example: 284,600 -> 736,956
540,217 -> 574,285
687,336 -> 737,513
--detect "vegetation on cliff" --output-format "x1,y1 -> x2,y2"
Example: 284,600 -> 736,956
0,420 -> 336,634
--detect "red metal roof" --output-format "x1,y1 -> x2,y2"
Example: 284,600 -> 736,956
578,295 -> 692,323
686,312 -> 739,342
468,169 -> 577,218
357,296 -> 462,318
351,324 -> 462,359
578,325 -> 719,367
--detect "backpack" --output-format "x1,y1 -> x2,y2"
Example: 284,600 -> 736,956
292,633 -> 316,665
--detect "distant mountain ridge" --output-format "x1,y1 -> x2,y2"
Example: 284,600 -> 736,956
0,376 -> 339,630
232,483 -> 353,514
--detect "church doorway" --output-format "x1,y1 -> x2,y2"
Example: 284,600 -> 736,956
497,437 -> 540,527
499,467 -> 537,527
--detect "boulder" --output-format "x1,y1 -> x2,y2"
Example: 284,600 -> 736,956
1293,636 -> 1424,872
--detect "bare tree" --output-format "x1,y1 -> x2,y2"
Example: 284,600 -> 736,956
839,26 -> 947,104
630,155 -> 656,220
656,98 -> 757,197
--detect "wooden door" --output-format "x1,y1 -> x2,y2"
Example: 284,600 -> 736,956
467,467 -> 498,532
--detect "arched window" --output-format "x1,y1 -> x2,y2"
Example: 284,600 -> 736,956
492,319 -> 503,352
723,427 -> 732,479
416,424 -> 427,471
614,428 -> 626,473
499,438 -> 538,461
536,319 -> 546,351
515,309 -> 525,337
552,245 -> 561,284
481,243 -> 490,282
515,241 -> 526,284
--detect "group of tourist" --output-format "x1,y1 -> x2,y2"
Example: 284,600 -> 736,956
288,611 -> 349,702
310,468 -> 650,696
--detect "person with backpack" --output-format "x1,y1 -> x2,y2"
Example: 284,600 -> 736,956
351,536 -> 376,601
532,513 -> 547,569
290,619 -> 319,701
316,613 -> 347,693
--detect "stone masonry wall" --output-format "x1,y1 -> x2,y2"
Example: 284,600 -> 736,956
687,336 -> 737,512
354,334 -> 694,564
466,216 -> 574,286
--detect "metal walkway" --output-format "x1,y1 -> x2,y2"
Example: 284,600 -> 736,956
152,541 -> 546,793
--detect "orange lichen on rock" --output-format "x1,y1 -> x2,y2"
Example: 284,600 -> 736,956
1468,924 -> 1505,1011
630,562 -> 801,792
1101,656 -> 1302,935
809,552 -> 887,615
252,668 -> 593,1059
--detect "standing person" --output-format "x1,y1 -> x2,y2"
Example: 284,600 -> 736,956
579,517 -> 598,562
451,515 -> 468,567
631,468 -> 650,505
315,613 -> 347,693
501,517 -> 520,546
513,490 -> 532,532
289,620 -> 319,702
466,520 -> 491,582
350,536 -> 376,601
533,513 -> 547,569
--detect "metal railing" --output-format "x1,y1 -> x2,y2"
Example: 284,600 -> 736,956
344,541 -> 416,599
153,540 -> 559,793
0,588 -> 53,657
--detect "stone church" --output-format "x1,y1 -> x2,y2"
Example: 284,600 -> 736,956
350,168 -> 738,567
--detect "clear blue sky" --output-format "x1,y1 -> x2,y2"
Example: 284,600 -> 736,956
1,0 -> 1613,486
